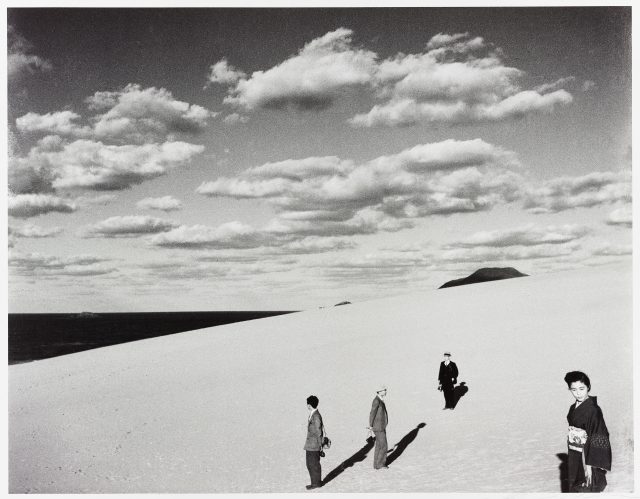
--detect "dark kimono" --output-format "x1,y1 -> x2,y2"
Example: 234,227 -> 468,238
566,396 -> 611,492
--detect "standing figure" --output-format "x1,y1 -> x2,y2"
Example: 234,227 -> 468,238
304,395 -> 324,490
438,352 -> 458,409
368,385 -> 389,469
564,371 -> 611,492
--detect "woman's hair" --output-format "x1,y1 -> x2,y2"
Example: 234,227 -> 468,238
564,371 -> 591,390
306,395 -> 319,408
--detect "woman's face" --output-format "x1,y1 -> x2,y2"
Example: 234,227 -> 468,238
569,381 -> 590,402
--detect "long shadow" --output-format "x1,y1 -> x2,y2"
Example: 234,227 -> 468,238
556,453 -> 569,492
452,382 -> 469,409
322,436 -> 375,486
385,422 -> 427,466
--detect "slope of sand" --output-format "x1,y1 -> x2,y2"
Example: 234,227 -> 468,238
9,262 -> 633,493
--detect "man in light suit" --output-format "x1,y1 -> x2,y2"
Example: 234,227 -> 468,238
304,395 -> 323,489
367,385 -> 389,469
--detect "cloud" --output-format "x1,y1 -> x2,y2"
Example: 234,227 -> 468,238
273,237 -> 357,254
9,251 -> 116,277
534,76 -> 576,94
15,84 -> 216,144
447,224 -> 591,248
11,139 -> 204,192
212,29 -> 573,126
16,111 -> 91,137
198,139 -> 522,237
523,171 -> 631,213
591,242 -> 632,256
137,195 -> 183,212
83,215 -> 179,238
606,206 -> 632,228
149,222 -> 270,249
87,84 -> 215,143
8,26 -> 52,81
8,194 -> 77,218
207,59 -> 247,86
436,242 -> 580,263
213,28 -> 378,111
223,113 -> 250,125
9,223 -> 63,238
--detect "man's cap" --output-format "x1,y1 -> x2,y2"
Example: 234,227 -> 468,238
377,384 -> 387,392
444,351 -> 451,356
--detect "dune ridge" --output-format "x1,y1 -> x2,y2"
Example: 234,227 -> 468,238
9,262 -> 633,493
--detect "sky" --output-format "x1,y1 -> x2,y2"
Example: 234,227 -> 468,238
5,7 -> 633,312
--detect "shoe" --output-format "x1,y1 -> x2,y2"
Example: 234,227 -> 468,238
306,484 -> 321,490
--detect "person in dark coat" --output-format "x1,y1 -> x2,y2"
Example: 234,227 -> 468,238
438,352 -> 458,409
367,385 -> 389,469
304,395 -> 324,490
564,371 -> 611,492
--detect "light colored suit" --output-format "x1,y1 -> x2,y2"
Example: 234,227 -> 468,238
304,409 -> 323,487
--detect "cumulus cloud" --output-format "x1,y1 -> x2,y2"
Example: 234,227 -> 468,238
274,237 -> 357,254
207,59 -> 247,86
16,111 -> 91,137
83,215 -> 179,238
212,28 -> 377,111
8,26 -> 52,81
211,29 -> 573,126
436,242 -> 580,263
137,195 -> 183,212
9,223 -> 63,238
17,84 -> 216,144
523,171 -> 631,213
11,139 -> 204,192
8,194 -> 77,218
86,84 -> 215,143
9,251 -> 115,277
198,139 -> 522,239
150,222 -> 270,249
447,224 -> 591,248
606,206 -> 632,228
223,113 -> 250,125
591,242 -> 632,256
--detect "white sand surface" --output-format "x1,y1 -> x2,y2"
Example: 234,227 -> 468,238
9,262 -> 633,493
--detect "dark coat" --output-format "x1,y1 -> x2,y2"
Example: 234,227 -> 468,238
369,396 -> 388,432
304,410 -> 324,451
438,361 -> 458,386
566,396 -> 611,471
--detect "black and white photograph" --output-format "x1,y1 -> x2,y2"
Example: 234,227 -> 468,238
5,4 -> 635,494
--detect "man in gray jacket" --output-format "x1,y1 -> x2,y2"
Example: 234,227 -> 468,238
304,395 -> 323,489
367,385 -> 389,469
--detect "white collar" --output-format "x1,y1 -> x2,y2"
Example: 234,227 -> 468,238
308,408 -> 317,420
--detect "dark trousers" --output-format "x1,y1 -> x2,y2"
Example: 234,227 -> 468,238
567,449 -> 607,492
442,383 -> 455,408
306,450 -> 322,486
373,430 -> 387,469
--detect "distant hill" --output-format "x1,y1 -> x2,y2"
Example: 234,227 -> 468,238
439,267 -> 528,289
334,301 -> 351,306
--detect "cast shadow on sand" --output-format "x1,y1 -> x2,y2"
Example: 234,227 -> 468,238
322,436 -> 375,486
386,422 -> 427,466
557,453 -> 569,492
452,382 -> 469,409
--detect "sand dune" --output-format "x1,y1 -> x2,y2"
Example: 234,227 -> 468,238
9,262 -> 633,493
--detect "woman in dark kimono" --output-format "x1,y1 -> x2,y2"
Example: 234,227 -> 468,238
564,371 -> 612,493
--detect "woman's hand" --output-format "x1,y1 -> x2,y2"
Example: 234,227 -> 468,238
584,464 -> 592,487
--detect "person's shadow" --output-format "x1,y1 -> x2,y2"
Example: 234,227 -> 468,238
556,453 -> 569,492
322,436 -> 375,486
452,382 -> 469,408
386,423 -> 427,466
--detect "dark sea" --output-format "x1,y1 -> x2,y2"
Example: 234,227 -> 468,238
8,311 -> 296,365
